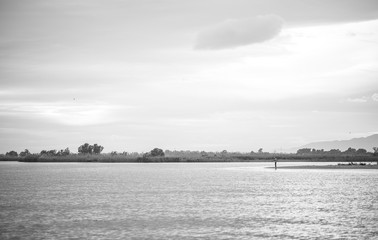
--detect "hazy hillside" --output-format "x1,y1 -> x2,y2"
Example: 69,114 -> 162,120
296,134 -> 378,152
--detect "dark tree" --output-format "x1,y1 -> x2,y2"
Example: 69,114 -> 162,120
55,148 -> 69,156
344,147 -> 356,154
297,148 -> 311,154
356,148 -> 367,154
6,151 -> 18,157
19,149 -> 30,157
78,143 -> 103,154
48,150 -> 57,155
150,148 -> 165,157
78,143 -> 92,154
93,144 -> 104,154
63,148 -> 70,156
40,150 -> 48,155
258,148 -> 263,154
373,147 -> 378,156
328,149 -> 341,154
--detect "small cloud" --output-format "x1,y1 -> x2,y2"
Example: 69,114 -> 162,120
269,124 -> 295,128
347,97 -> 368,103
372,93 -> 378,102
195,14 -> 284,50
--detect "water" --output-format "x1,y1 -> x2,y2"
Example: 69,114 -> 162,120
0,162 -> 377,239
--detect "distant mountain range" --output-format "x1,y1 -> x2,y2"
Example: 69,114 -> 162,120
294,134 -> 378,152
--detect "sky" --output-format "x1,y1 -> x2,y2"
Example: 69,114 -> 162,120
1,0 -> 378,153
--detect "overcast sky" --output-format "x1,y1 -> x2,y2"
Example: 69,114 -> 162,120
1,0 -> 378,153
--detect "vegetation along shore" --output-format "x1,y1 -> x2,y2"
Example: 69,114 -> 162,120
267,162 -> 378,170
1,143 -> 378,164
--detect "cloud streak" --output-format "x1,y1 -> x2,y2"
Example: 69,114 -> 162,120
372,93 -> 378,101
195,14 -> 284,50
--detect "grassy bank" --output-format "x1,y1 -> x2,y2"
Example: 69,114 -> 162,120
269,163 -> 378,170
1,153 -> 377,163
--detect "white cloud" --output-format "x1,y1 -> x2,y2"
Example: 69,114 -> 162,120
195,14 -> 284,50
347,97 -> 368,103
0,102 -> 124,126
372,93 -> 378,101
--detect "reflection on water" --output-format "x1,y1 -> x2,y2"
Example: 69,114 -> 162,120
0,162 -> 377,239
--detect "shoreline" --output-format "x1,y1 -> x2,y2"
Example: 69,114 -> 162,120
268,164 -> 378,170
1,155 -> 378,164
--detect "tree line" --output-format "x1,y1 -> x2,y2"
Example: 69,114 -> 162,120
3,144 -> 378,160
4,143 -> 165,158
296,147 -> 378,156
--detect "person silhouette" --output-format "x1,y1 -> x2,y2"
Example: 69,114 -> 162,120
274,158 -> 277,170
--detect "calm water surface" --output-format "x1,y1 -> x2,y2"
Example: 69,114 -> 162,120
0,162 -> 377,239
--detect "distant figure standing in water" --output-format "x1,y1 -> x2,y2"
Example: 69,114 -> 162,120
274,158 -> 277,170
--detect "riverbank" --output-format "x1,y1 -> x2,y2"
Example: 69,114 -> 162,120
268,163 -> 378,170
1,153 -> 378,163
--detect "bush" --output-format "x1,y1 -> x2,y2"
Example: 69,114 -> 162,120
150,148 -> 165,157
23,154 -> 40,162
78,143 -> 104,154
6,151 -> 18,157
